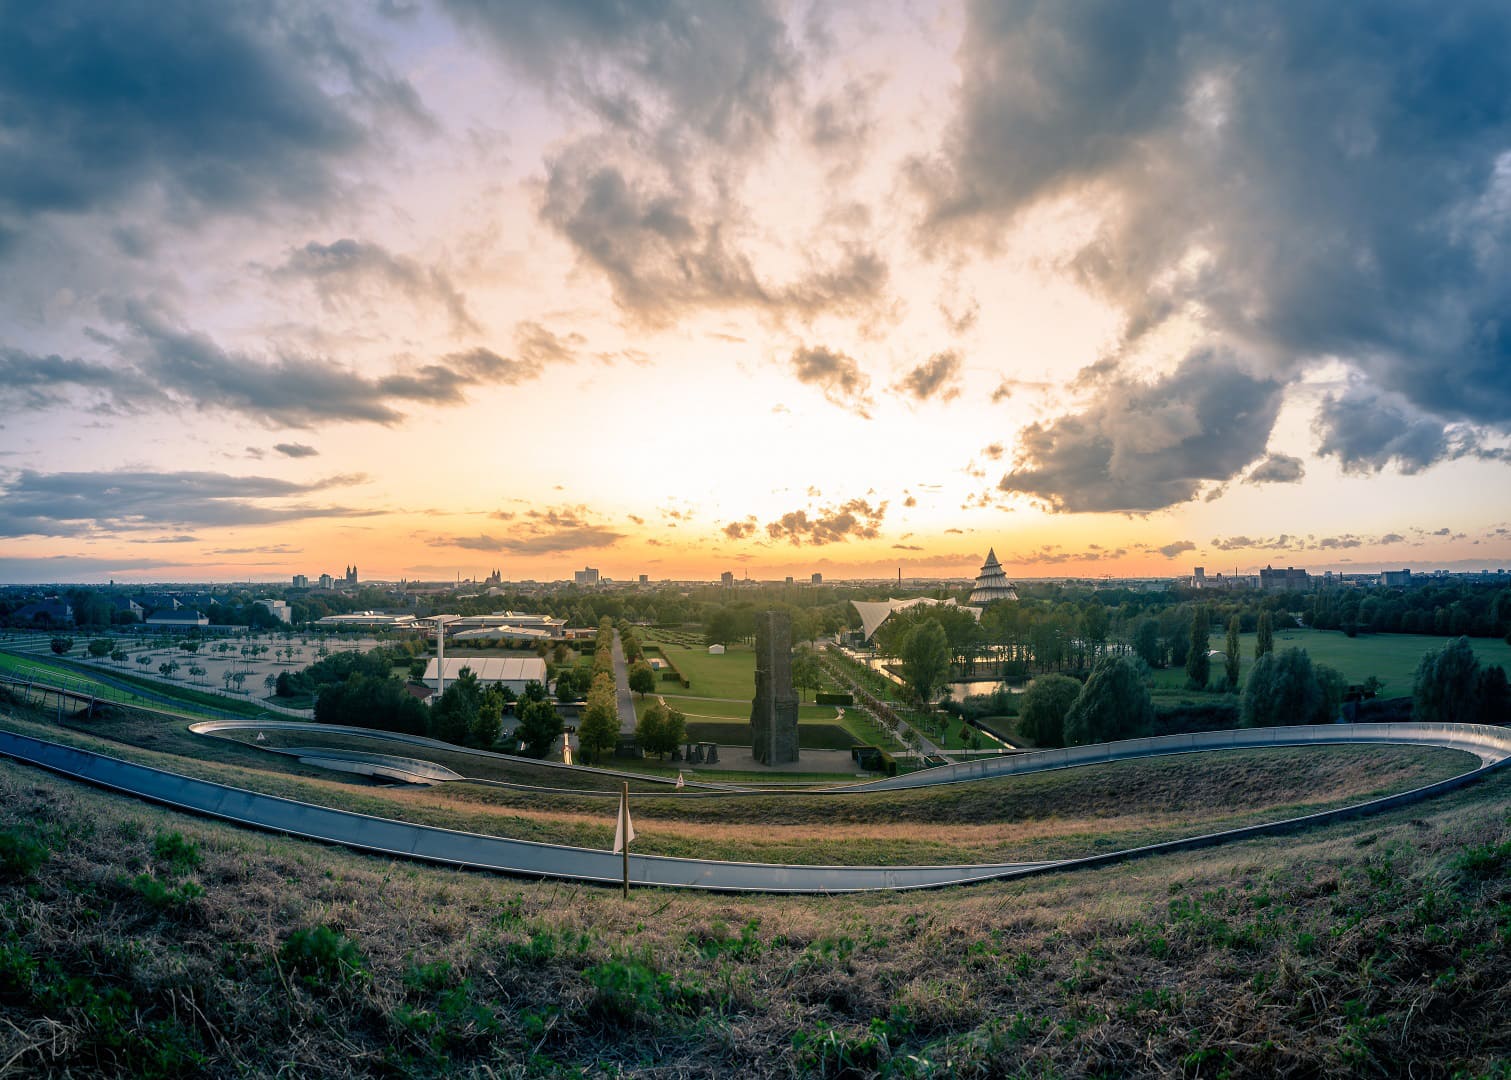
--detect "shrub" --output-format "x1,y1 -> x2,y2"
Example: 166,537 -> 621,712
0,829 -> 49,878
815,691 -> 854,706
1017,674 -> 1081,748
152,831 -> 201,872
279,925 -> 368,989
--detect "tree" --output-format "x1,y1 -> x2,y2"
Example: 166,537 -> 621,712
429,667 -> 481,745
1132,618 -> 1163,669
264,673 -> 277,695
1186,608 -> 1210,690
1241,648 -> 1320,728
661,705 -> 687,757
635,701 -> 665,758
1314,663 -> 1348,724
516,698 -> 563,758
900,620 -> 951,708
1476,664 -> 1509,725
577,673 -> 620,764
554,668 -> 581,702
1063,656 -> 1153,746
1017,674 -> 1082,748
1223,616 -> 1241,690
467,690 -> 503,749
628,661 -> 655,698
189,665 -> 206,684
87,638 -> 112,658
1255,610 -> 1275,660
110,648 -> 128,664
791,649 -> 822,701
1413,636 -> 1481,725
50,637 -> 73,656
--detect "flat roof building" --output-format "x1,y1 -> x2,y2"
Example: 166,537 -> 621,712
423,656 -> 547,693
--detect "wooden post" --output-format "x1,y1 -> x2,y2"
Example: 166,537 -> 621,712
621,781 -> 630,899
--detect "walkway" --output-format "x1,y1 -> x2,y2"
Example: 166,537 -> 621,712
610,630 -> 637,735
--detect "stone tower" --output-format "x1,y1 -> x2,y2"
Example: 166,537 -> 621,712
750,610 -> 800,765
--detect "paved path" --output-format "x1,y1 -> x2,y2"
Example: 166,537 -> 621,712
3,714 -> 1508,892
610,630 -> 637,735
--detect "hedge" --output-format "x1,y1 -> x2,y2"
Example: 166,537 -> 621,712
815,691 -> 854,706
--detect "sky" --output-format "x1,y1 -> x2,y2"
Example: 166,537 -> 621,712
2,0 -> 1510,585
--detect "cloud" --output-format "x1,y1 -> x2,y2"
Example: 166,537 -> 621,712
538,145 -> 887,326
790,345 -> 875,416
0,1 -> 421,243
433,505 -> 623,554
723,519 -> 759,540
441,0 -> 797,149
1245,453 -> 1305,485
998,350 -> 1284,512
0,469 -> 373,538
1156,540 -> 1197,559
807,77 -> 878,159
0,305 -> 555,427
764,498 -> 886,546
893,350 -> 962,403
271,239 -> 479,335
515,321 -> 585,366
914,1 -> 1511,475
1313,386 -> 1480,475
273,443 -> 319,459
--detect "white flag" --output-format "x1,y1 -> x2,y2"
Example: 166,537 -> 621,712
612,793 -> 636,853
675,771 -> 685,790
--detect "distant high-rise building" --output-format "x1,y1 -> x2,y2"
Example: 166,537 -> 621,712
318,573 -> 334,590
638,574 -> 649,584
811,572 -> 822,585
720,571 -> 735,587
575,567 -> 600,587
968,548 -> 1019,605
292,574 -> 309,589
1380,569 -> 1412,587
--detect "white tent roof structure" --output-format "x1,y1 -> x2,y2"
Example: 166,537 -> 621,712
851,596 -> 978,641
422,656 -> 547,687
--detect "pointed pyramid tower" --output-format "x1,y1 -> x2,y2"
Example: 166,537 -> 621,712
968,548 -> 1018,605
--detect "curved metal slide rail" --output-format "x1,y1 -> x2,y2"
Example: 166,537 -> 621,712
1,719 -> 1507,892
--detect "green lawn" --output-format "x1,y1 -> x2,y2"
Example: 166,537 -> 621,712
648,639 -> 758,699
0,651 -> 270,718
1148,628 -> 1511,696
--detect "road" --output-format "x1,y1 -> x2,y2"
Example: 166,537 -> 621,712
2,716 -> 1508,893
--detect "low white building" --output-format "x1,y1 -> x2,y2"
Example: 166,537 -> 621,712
315,612 -> 417,629
255,598 -> 292,624
422,656 -> 548,694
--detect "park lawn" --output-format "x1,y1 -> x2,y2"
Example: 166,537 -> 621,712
648,638 -> 758,699
1147,628 -> 1511,696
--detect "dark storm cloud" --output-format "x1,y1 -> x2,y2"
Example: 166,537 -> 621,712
539,147 -> 888,325
0,469 -> 372,538
918,0 -> 1511,493
998,351 -> 1284,513
790,345 -> 875,416
1245,454 -> 1306,485
0,307 -> 556,427
1314,387 -> 1465,475
272,239 -> 480,335
764,499 -> 886,547
0,0 -> 418,236
441,0 -> 797,148
894,350 -> 962,403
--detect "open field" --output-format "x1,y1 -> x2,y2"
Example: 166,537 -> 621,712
0,724 -> 1505,1076
1149,627 -> 1511,695
648,638 -> 759,699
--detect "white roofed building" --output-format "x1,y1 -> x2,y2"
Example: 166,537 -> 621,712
423,656 -> 547,694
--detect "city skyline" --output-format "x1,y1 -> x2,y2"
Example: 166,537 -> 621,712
3,2 -> 1510,584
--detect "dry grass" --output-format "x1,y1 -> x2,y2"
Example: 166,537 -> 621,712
1,688 -> 1509,1076
0,754 -> 1507,1077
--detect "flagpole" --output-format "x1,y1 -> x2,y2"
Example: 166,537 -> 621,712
620,781 -> 630,899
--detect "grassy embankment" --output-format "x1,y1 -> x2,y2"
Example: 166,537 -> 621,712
0,726 -> 1505,1076
0,689 -> 1479,867
0,650 -> 271,719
